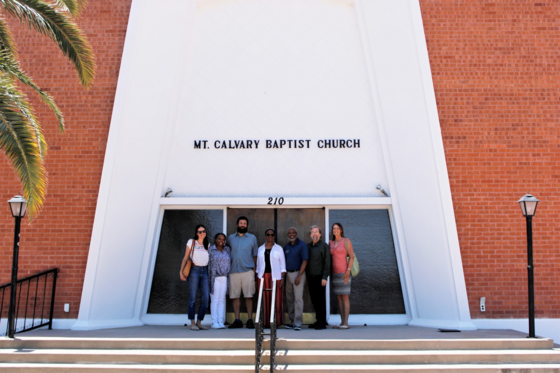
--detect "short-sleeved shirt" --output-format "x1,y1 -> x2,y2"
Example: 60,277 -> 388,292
227,232 -> 258,274
283,238 -> 309,271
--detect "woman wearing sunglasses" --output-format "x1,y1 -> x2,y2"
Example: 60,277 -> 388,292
256,228 -> 286,328
180,224 -> 210,330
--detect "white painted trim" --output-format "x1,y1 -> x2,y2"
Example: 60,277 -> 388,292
71,318 -> 144,331
473,319 -> 560,343
135,0 -> 200,323
76,0 -> 144,325
51,319 -> 78,330
140,206 -> 167,316
160,197 -> 392,206
354,0 -> 419,325
0,319 -> 78,333
408,0 -> 472,326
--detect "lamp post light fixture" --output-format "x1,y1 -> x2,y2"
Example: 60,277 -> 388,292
517,192 -> 539,339
7,195 -> 27,338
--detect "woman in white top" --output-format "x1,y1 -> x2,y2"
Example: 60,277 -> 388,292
180,224 -> 210,330
256,229 -> 286,328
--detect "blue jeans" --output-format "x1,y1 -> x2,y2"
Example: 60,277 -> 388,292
188,265 -> 209,321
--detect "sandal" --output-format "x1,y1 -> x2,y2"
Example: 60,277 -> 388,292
332,325 -> 340,329
338,325 -> 350,329
190,325 -> 200,331
197,324 -> 208,330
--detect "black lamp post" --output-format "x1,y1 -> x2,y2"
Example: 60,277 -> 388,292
517,192 -> 539,339
7,195 -> 27,338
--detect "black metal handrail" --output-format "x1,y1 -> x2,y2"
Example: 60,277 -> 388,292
1,268 -> 59,336
254,279 -> 278,372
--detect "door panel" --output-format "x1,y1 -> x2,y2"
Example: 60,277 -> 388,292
147,209 -> 223,314
227,208 -> 274,246
328,209 -> 405,315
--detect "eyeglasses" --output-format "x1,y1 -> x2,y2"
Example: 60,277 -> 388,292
266,233 -> 275,237
197,230 -> 206,234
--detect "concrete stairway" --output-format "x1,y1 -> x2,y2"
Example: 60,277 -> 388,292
0,336 -> 559,372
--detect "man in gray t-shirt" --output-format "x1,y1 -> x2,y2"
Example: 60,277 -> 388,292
227,216 -> 258,329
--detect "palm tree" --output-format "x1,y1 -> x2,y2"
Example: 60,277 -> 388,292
0,0 -> 95,218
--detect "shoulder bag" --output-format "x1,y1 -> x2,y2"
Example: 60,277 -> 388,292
182,241 -> 194,278
345,238 -> 359,277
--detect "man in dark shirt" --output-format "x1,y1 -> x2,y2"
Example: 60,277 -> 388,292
283,227 -> 308,331
306,225 -> 331,330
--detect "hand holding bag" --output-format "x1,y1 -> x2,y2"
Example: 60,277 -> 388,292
345,238 -> 359,277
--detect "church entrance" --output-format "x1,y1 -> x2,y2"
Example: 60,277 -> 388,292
146,206 -> 405,324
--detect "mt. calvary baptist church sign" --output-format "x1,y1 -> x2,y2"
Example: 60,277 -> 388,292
194,139 -> 362,149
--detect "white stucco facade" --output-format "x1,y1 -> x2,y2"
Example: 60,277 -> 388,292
73,0 -> 476,331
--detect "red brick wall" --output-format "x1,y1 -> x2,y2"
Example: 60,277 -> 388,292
0,0 -> 133,319
0,1 -> 558,320
420,0 -> 560,318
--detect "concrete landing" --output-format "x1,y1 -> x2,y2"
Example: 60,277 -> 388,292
9,325 -> 540,341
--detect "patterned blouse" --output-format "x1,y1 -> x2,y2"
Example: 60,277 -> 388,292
208,245 -> 232,295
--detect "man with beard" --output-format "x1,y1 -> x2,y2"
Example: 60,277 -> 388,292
306,225 -> 331,330
227,216 -> 259,329
283,227 -> 308,331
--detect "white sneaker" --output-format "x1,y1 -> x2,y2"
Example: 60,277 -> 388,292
218,322 -> 226,329
211,323 -> 221,329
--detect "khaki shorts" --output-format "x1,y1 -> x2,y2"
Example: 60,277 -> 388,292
229,270 -> 255,298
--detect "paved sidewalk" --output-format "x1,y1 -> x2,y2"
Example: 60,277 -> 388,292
9,325 -> 541,341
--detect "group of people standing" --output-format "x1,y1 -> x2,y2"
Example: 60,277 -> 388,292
179,216 -> 355,331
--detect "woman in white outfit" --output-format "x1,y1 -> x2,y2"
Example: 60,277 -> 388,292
208,233 -> 231,329
256,229 -> 286,328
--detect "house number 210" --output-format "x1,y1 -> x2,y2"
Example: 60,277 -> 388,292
267,197 -> 284,205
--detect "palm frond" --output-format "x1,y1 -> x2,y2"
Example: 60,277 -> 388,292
0,47 -> 65,133
54,0 -> 86,18
0,75 -> 46,218
0,17 -> 17,58
2,0 -> 95,88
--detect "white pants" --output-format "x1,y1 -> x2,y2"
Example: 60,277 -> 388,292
211,276 -> 227,324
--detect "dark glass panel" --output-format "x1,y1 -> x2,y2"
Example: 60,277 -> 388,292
147,209 -> 223,314
277,208 -> 325,313
328,209 -> 405,314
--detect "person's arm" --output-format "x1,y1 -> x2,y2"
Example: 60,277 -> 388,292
180,240 -> 193,281
343,239 -> 355,284
252,236 -> 258,272
279,246 -> 286,288
208,250 -> 214,294
321,242 -> 331,286
295,242 -> 308,285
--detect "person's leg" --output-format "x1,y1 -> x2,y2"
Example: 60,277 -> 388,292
210,283 -> 219,326
285,272 -> 296,325
232,298 -> 241,319
293,272 -> 305,327
342,294 -> 350,326
242,270 -> 255,324
315,278 -> 327,327
229,272 -> 242,321
307,275 -> 319,326
336,294 -> 344,326
215,277 -> 227,326
196,268 -> 210,328
188,268 -> 201,328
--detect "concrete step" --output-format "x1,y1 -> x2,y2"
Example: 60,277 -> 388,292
0,348 -> 559,365
0,337 -> 553,351
0,362 -> 559,373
